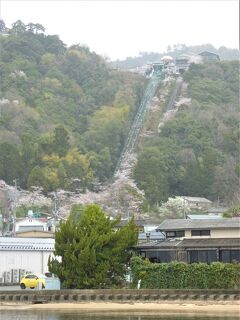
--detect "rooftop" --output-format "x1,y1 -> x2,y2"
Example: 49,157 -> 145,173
0,237 -> 54,251
135,239 -> 182,249
135,238 -> 240,249
180,238 -> 240,248
157,218 -> 240,231
199,51 -> 220,57
187,214 -> 222,220
181,196 -> 212,203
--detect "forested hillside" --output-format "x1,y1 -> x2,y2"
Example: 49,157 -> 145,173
134,61 -> 239,206
0,20 -> 144,192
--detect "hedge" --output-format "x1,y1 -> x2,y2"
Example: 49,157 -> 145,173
130,257 -> 240,289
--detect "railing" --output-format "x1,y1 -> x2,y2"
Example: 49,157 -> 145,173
114,73 -> 163,177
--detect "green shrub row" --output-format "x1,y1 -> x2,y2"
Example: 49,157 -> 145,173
130,257 -> 240,289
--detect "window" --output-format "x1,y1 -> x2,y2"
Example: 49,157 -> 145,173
25,275 -> 36,279
189,250 -> 217,263
176,231 -> 185,237
191,230 -> 210,236
220,250 -> 240,263
166,230 -> 185,238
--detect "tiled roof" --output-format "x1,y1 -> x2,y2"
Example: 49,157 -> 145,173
135,239 -> 182,249
179,238 -> 240,248
0,237 -> 54,251
182,196 -> 212,203
135,238 -> 240,250
157,218 -> 240,231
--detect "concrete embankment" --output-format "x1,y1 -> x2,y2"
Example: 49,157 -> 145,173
0,289 -> 239,304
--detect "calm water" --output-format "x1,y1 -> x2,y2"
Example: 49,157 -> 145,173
0,311 -> 238,320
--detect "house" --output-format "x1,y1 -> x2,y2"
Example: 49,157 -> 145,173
0,237 -> 54,283
181,196 -> 212,210
135,238 -> 240,264
135,218 -> 240,264
199,51 -> 220,62
156,218 -> 240,239
15,217 -> 48,233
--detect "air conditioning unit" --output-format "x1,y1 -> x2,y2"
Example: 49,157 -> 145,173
19,269 -> 26,280
4,271 -> 11,283
12,269 -> 19,283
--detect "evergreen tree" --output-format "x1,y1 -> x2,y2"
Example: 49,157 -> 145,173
52,125 -> 70,157
48,204 -> 137,288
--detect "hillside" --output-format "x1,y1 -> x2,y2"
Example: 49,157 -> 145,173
0,20 -> 145,192
134,60 -> 239,206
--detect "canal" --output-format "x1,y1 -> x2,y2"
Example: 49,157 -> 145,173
0,311 -> 238,320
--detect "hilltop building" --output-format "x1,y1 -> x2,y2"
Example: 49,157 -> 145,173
180,196 -> 212,210
199,51 -> 220,61
175,55 -> 191,73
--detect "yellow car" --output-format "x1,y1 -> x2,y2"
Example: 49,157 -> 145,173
20,274 -> 46,289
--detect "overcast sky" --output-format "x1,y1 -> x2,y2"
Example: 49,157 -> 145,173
0,0 -> 239,60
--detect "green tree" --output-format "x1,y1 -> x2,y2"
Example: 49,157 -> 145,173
134,147 -> 169,205
0,19 -> 7,33
48,204 -> 137,288
11,20 -> 26,34
0,143 -> 23,184
26,23 -> 45,34
52,125 -> 70,157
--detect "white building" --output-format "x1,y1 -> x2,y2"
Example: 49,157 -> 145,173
181,196 -> 212,210
0,237 -> 54,283
15,217 -> 48,232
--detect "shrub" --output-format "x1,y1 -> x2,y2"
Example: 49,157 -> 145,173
130,259 -> 240,289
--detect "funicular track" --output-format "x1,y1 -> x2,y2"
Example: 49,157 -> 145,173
114,73 -> 163,177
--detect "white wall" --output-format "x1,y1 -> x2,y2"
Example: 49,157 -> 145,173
16,218 -> 47,232
0,250 -> 53,277
184,228 -> 240,238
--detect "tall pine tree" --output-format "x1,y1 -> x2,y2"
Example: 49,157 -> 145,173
48,204 -> 137,288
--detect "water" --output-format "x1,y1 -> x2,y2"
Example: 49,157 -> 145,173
0,311 -> 238,320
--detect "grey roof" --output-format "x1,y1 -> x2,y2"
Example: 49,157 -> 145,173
180,238 -> 240,248
187,214 -> 222,220
182,196 -> 212,203
135,239 -> 182,249
157,218 -> 240,231
199,51 -> 220,57
135,238 -> 240,250
0,237 -> 54,251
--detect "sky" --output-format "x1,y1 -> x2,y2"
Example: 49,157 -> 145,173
0,0 -> 239,60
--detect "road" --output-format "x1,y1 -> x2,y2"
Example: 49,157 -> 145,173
0,285 -> 34,291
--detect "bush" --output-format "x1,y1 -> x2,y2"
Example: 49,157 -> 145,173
130,259 -> 240,289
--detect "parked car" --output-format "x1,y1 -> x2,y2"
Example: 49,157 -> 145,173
20,273 -> 46,289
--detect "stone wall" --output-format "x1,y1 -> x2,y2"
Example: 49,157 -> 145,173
0,289 -> 239,304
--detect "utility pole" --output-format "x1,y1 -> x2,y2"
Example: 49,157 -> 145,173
52,192 -> 58,232
12,179 -> 18,236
